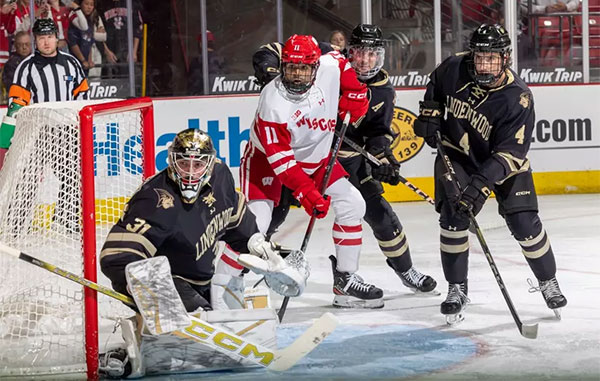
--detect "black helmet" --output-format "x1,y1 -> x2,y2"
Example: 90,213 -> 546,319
467,24 -> 512,86
167,129 -> 216,203
349,24 -> 384,48
32,18 -> 58,36
348,24 -> 385,81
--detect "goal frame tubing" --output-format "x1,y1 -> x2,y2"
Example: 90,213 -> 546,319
79,97 -> 155,379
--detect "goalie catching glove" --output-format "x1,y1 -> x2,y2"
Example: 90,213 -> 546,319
238,233 -> 310,297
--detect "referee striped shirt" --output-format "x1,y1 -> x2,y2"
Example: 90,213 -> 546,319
9,50 -> 89,106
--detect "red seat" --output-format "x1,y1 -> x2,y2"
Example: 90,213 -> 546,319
535,16 -> 575,66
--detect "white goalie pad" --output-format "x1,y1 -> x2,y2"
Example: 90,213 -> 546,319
125,257 -> 191,335
139,309 -> 278,376
238,249 -> 310,297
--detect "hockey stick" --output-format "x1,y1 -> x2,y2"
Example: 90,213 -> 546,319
0,242 -> 339,370
434,132 -> 538,339
334,130 -> 435,205
277,112 -> 352,322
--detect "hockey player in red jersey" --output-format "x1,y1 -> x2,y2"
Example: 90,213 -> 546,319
239,35 -> 384,308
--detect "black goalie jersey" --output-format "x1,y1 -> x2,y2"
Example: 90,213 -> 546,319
425,54 -> 535,185
100,161 -> 258,286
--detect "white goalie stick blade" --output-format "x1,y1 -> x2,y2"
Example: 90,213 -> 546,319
174,312 -> 339,371
268,312 -> 339,371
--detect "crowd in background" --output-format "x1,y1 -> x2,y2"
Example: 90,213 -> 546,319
0,0 -> 143,103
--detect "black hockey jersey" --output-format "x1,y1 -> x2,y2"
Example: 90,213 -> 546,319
425,54 -> 535,185
340,69 -> 396,154
100,161 -> 258,284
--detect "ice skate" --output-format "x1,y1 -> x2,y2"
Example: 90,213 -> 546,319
330,255 -> 384,309
528,277 -> 567,320
386,259 -> 439,295
441,282 -> 469,325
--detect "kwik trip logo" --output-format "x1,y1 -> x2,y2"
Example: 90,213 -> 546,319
390,107 -> 424,163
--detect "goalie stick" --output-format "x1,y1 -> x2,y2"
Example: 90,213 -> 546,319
0,241 -> 339,371
277,112 -> 352,322
434,132 -> 538,340
334,129 -> 435,205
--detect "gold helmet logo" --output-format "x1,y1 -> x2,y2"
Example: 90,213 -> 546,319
390,106 -> 424,163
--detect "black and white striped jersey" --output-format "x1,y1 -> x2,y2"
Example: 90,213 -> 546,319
9,50 -> 89,106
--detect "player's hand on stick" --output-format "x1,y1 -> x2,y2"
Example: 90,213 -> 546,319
368,144 -> 401,185
456,175 -> 490,218
414,100 -> 445,148
293,182 -> 330,218
338,88 -> 368,125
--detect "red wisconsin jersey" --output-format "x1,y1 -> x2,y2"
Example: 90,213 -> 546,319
248,51 -> 352,192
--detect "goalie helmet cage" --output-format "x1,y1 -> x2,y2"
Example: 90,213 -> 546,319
0,98 -> 155,379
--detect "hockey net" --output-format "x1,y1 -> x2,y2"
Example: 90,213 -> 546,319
0,98 -> 155,378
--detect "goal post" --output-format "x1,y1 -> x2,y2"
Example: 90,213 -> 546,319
0,98 -> 155,379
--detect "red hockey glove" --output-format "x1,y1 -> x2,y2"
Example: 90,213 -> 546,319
338,88 -> 369,125
292,182 -> 330,219
0,148 -> 7,171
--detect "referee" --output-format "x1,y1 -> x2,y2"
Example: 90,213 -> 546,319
0,18 -> 89,169
0,18 -> 89,234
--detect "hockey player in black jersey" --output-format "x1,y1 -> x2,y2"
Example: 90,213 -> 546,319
413,24 -> 567,323
100,129 -> 307,314
333,24 -> 437,301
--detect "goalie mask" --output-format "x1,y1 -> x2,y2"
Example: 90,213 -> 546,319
467,24 -> 512,87
348,24 -> 385,81
281,35 -> 321,95
167,129 -> 216,203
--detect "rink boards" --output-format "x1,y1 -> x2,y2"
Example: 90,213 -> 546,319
2,84 -> 598,203
151,84 -> 600,201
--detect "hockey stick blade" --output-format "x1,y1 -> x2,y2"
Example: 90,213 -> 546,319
520,322 -> 538,339
268,312 -> 339,371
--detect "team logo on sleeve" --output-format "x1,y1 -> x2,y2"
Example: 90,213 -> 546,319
203,192 -> 217,208
390,106 -> 424,163
519,92 -> 531,109
154,188 -> 174,209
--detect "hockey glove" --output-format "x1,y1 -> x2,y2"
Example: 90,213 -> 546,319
239,233 -> 309,297
292,182 -> 330,218
0,148 -> 7,171
413,100 -> 444,148
456,175 -> 491,218
338,88 -> 369,125
368,144 -> 401,185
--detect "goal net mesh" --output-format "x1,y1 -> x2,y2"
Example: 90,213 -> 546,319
0,100 -> 150,377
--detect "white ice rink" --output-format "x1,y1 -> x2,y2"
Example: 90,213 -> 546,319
176,193 -> 599,381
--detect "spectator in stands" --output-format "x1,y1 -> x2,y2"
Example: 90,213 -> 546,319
96,0 -> 143,77
521,0 -> 579,14
4,0 -> 31,35
0,0 -> 16,70
188,30 -> 226,95
68,0 -> 97,74
2,30 -> 30,89
328,29 -> 347,51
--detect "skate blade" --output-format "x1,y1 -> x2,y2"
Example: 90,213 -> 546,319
553,308 -> 562,320
332,295 -> 384,309
445,312 -> 465,326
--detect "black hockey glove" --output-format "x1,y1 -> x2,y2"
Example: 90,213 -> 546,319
413,100 -> 444,148
369,145 -> 401,185
456,175 -> 491,218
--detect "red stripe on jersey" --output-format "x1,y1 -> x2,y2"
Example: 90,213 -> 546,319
220,253 -> 244,270
333,224 -> 362,233
333,237 -> 362,246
